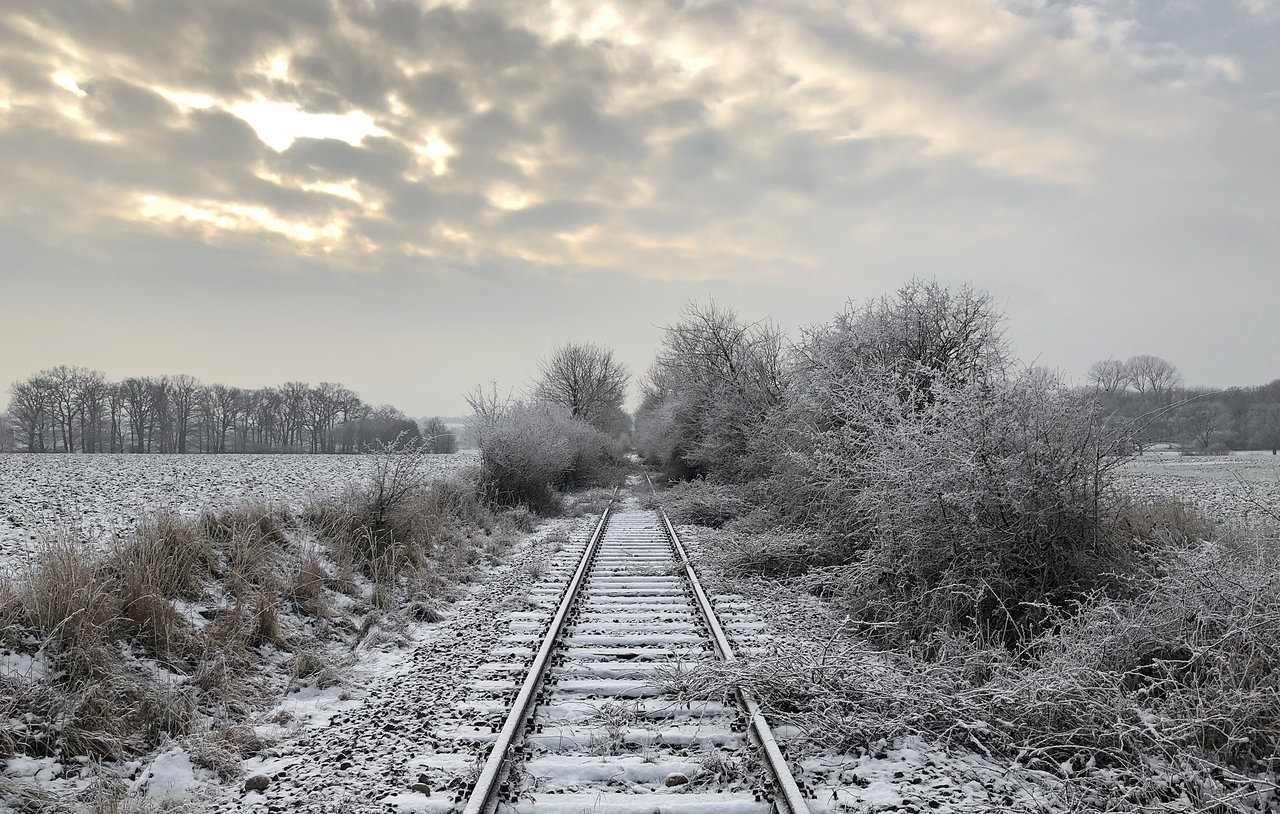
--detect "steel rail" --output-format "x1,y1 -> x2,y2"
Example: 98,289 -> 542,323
657,499 -> 812,814
460,502 -> 613,814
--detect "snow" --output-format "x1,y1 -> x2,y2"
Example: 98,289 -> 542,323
1119,454 -> 1280,531
196,516 -> 596,813
139,746 -> 205,799
5,456 -> 1275,812
0,452 -> 476,570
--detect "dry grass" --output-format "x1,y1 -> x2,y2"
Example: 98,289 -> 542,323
0,454 -> 516,807
658,480 -> 752,528
674,509 -> 1280,813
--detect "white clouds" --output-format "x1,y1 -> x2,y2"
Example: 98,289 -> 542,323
1204,54 -> 1246,83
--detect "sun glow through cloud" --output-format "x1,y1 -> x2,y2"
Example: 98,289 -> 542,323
136,194 -> 347,249
226,100 -> 386,151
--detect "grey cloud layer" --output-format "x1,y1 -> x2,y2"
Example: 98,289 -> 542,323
0,0 -> 1276,292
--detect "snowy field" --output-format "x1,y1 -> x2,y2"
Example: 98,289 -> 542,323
0,453 -> 477,570
1119,453 -> 1280,530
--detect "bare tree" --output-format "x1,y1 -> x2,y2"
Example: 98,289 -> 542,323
149,376 -> 173,452
75,369 -> 109,453
535,342 -> 630,434
45,365 -> 82,452
280,381 -> 310,451
420,416 -> 458,453
1126,355 -> 1182,400
4,367 -> 396,455
119,377 -> 155,452
169,374 -> 201,453
1087,358 -> 1130,393
8,376 -> 53,451
308,382 -> 351,453
107,383 -> 126,452
336,390 -> 366,453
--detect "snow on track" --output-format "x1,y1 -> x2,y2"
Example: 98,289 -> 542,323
460,506 -> 787,813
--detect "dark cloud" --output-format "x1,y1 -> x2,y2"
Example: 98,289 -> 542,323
401,70 -> 470,118
449,108 -> 537,155
290,43 -> 395,114
538,85 -> 646,161
164,108 -> 266,167
285,138 -> 415,191
80,78 -> 179,133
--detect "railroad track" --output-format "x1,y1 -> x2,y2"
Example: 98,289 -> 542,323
456,494 -> 810,814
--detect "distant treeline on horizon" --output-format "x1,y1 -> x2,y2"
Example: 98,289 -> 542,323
1,366 -> 455,455
1085,355 -> 1280,454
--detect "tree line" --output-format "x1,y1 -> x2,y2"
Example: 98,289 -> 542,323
1087,356 -> 1280,453
2,366 -> 440,454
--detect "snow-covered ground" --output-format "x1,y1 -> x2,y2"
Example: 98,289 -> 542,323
2,511 -> 594,813
0,453 -> 476,570
5,456 -> 1276,812
1119,454 -> 1280,530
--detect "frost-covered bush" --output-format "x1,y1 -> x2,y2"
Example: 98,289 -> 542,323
469,397 -> 623,513
659,480 -> 753,528
784,368 -> 1135,643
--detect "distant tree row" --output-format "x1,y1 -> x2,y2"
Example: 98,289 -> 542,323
4,366 -> 424,454
1087,357 -> 1280,453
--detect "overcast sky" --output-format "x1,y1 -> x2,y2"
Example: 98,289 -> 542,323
1,0 -> 1277,416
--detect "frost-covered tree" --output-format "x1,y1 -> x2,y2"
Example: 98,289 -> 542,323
419,416 -> 458,453
467,387 -> 621,511
535,342 -> 629,436
793,279 -> 1009,415
635,301 -> 786,481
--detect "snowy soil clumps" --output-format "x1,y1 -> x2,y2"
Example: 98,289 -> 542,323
1118,454 -> 1280,531
0,453 -> 476,571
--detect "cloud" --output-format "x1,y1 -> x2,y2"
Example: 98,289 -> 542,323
0,0 -> 1275,293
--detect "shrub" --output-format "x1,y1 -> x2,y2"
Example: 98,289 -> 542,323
660,480 -> 752,528
305,441 -> 447,580
469,399 -> 623,513
681,535 -> 1280,810
716,529 -> 845,580
782,369 -> 1136,644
